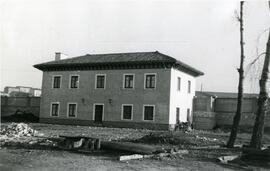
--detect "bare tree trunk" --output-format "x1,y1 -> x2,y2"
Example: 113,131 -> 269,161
227,1 -> 245,148
250,3 -> 270,148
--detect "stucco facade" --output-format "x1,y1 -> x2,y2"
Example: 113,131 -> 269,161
35,52 -> 203,130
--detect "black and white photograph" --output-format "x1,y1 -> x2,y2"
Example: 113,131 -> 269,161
0,0 -> 270,170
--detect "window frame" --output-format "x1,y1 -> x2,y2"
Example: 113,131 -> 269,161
52,75 -> 62,89
142,104 -> 155,121
188,80 -> 191,93
67,102 -> 77,118
69,75 -> 79,89
123,74 -> 135,89
95,74 -> 106,89
50,102 -> 60,117
121,104 -> 133,120
144,73 -> 157,89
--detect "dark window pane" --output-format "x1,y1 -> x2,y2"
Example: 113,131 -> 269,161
188,81 -> 191,93
123,106 -> 132,119
53,76 -> 61,88
144,106 -> 154,120
51,103 -> 59,116
177,77 -> 181,91
70,76 -> 79,88
145,75 -> 156,88
97,76 -> 105,88
124,75 -> 134,88
176,107 -> 180,123
68,104 -> 76,117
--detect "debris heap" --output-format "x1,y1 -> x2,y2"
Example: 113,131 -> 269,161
0,123 -> 38,137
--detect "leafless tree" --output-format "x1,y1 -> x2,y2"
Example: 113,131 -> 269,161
249,1 -> 270,150
227,1 -> 245,148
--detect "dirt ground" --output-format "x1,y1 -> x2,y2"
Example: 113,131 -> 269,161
0,123 -> 270,171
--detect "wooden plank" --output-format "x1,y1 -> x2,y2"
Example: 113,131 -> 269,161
118,154 -> 144,161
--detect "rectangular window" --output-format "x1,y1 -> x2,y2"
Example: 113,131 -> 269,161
124,74 -> 134,89
187,108 -> 191,123
177,77 -> 181,91
122,105 -> 133,120
51,103 -> 59,117
70,75 -> 79,88
176,107 -> 180,123
143,105 -> 155,121
53,76 -> 61,88
68,103 -> 77,118
188,80 -> 191,93
145,74 -> 156,89
96,75 -> 106,89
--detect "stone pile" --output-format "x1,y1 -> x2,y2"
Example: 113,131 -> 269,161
0,123 -> 38,137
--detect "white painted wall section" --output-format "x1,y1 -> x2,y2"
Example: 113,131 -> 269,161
169,68 -> 196,124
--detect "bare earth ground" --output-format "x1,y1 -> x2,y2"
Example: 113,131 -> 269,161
0,123 -> 270,171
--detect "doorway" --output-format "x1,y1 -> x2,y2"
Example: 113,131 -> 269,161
94,104 -> 104,123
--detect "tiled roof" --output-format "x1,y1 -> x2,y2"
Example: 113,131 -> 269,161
34,51 -> 204,76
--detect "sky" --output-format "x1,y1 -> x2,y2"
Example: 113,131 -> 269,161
0,0 -> 270,93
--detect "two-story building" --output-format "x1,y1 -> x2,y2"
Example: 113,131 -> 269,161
34,51 -> 203,130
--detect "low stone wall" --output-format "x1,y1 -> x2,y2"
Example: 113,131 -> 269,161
193,111 -> 216,130
1,97 -> 40,117
193,96 -> 270,130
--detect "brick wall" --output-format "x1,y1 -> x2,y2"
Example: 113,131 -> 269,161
1,97 -> 40,117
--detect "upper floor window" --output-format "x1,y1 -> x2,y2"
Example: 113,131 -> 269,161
67,103 -> 77,118
143,105 -> 155,121
96,74 -> 106,89
51,102 -> 60,117
52,76 -> 61,88
177,77 -> 181,91
188,80 -> 191,93
145,73 -> 156,89
122,104 -> 133,120
123,74 -> 134,89
70,75 -> 79,88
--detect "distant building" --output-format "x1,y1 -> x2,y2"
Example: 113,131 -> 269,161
34,51 -> 204,130
195,91 -> 258,98
3,86 -> 41,97
33,89 -> 42,97
4,86 -> 20,94
0,91 -> 8,97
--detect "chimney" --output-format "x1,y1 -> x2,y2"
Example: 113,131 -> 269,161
55,52 -> 68,61
55,52 -> 61,61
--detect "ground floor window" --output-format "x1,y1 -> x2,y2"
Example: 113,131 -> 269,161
187,108 -> 191,123
176,107 -> 180,123
51,102 -> 59,117
143,105 -> 155,121
122,104 -> 133,120
67,103 -> 77,118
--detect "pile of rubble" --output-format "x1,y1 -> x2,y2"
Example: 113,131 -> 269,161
0,123 -> 40,137
0,123 -> 49,147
